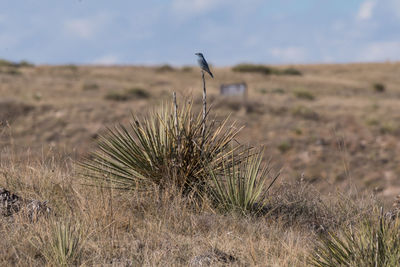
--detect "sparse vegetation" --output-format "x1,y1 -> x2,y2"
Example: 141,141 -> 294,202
373,83 -> 385,93
366,117 -> 379,126
181,66 -> 193,72
291,105 -> 319,120
294,90 -> 315,100
380,121 -> 397,135
104,88 -> 150,101
82,83 -> 99,91
271,88 -> 285,94
278,141 -> 292,153
1,68 -> 22,75
259,88 -> 268,94
156,64 -> 175,72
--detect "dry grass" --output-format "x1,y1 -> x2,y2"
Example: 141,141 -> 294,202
1,62 -> 400,265
0,131 -> 377,266
2,63 -> 399,202
0,165 -> 383,266
0,155 -> 378,266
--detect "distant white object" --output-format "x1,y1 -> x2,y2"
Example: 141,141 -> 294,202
220,82 -> 247,97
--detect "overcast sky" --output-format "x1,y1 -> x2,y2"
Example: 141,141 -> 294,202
1,0 -> 399,65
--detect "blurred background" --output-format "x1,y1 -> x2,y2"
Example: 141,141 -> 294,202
1,0 -> 400,65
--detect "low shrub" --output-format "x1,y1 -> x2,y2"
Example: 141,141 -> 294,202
104,92 -> 129,101
18,60 -> 34,67
373,83 -> 385,93
282,68 -> 302,76
0,59 -> 17,67
232,64 -> 273,75
278,141 -> 292,153
126,87 -> 150,99
104,88 -> 150,101
232,64 -> 302,76
0,59 -> 34,68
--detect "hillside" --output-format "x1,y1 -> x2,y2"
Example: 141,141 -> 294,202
1,62 -> 400,201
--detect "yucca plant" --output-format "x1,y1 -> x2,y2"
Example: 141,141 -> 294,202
80,101 -> 244,194
208,149 -> 279,215
31,220 -> 86,266
310,210 -> 400,267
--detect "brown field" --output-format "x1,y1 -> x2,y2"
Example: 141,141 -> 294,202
1,62 -> 400,265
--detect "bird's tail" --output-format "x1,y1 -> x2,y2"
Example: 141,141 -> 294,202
209,71 -> 214,78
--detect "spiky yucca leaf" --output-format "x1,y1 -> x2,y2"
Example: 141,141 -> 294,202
209,149 -> 279,215
310,211 -> 400,267
80,102 -> 244,193
31,220 -> 86,266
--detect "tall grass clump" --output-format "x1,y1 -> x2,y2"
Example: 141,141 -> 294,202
80,101 -> 244,195
208,149 -> 279,215
310,210 -> 400,267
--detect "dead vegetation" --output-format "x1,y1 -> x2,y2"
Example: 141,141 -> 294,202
0,155 -> 381,266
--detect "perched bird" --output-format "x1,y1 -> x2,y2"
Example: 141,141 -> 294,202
195,53 -> 214,78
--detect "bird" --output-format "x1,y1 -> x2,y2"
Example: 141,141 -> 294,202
195,53 -> 214,78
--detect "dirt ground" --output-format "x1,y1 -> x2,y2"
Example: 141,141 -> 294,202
1,62 -> 400,203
